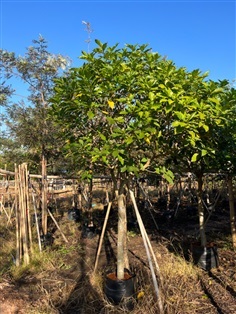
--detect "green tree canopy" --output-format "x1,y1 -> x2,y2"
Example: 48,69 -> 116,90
50,39 -> 232,263
50,40 -> 229,181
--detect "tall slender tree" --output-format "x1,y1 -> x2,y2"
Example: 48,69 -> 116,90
0,36 -> 70,234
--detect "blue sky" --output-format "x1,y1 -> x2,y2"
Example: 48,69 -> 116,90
0,0 -> 235,85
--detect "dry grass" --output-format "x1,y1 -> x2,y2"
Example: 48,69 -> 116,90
0,198 -> 218,314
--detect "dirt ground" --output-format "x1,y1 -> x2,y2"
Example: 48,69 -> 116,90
0,195 -> 236,313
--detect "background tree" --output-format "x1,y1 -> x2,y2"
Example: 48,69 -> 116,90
210,84 -> 236,248
0,36 -> 70,173
165,77 -> 231,246
0,36 -> 70,233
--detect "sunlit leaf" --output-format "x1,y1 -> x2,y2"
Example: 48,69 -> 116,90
87,111 -> 94,119
99,133 -> 106,141
191,153 -> 199,162
201,149 -> 208,157
108,100 -> 115,109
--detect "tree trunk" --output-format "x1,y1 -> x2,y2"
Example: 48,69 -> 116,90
166,182 -> 170,211
227,175 -> 236,249
123,198 -> 129,271
197,174 -> 207,246
117,193 -> 127,280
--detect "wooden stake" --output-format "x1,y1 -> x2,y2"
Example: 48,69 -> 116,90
47,208 -> 68,243
129,189 -> 163,313
94,202 -> 112,274
32,191 -> 42,252
15,165 -> 20,266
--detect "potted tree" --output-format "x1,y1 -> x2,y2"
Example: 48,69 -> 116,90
50,40 -> 231,306
168,78 -> 231,270
50,40 -> 187,310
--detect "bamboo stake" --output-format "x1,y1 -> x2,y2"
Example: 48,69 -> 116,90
130,190 -> 161,276
47,208 -> 68,243
32,191 -> 42,252
129,190 -> 163,313
94,202 -> 112,274
20,165 -> 30,265
15,165 -> 20,266
41,155 -> 48,235
7,200 -> 15,227
0,195 -> 2,215
138,183 -> 159,231
26,168 -> 33,251
18,168 -> 23,263
0,197 -> 11,221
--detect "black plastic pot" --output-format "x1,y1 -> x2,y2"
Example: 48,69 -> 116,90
104,269 -> 136,310
81,223 -> 97,239
40,233 -> 54,248
191,242 -> 219,271
68,208 -> 80,222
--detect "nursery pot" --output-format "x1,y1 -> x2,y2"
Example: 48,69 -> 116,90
104,269 -> 136,310
191,242 -> 219,271
81,223 -> 97,239
40,233 -> 54,248
68,208 -> 80,222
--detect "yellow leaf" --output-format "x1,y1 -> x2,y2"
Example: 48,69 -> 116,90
73,93 -> 82,99
137,291 -> 144,299
145,137 -> 150,144
102,111 -> 109,115
108,100 -> 115,109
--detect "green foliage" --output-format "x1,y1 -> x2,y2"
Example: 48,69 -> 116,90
50,40 -> 233,183
50,42 -> 176,181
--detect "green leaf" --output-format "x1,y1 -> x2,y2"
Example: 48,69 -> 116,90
117,155 -> 124,165
95,39 -> 102,47
149,92 -> 155,101
201,149 -> 208,157
127,165 -> 138,173
99,133 -> 106,141
208,97 -> 220,105
191,153 -> 199,162
121,165 -> 127,172
102,155 -> 108,163
106,117 -> 115,124
87,110 -> 94,119
199,112 -> 205,120
112,150 -> 119,157
125,137 -> 134,145
175,111 -> 185,120
163,172 -> 174,184
202,124 -> 209,132
172,121 -> 181,127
